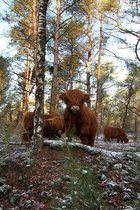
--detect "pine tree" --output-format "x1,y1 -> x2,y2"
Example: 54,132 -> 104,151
0,56 -> 10,108
50,0 -> 61,114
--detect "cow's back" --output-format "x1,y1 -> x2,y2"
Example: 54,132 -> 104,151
103,125 -> 129,143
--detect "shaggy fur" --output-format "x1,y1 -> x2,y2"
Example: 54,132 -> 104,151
22,112 -> 34,141
59,89 -> 98,146
103,125 -> 129,143
43,116 -> 64,138
22,112 -> 64,141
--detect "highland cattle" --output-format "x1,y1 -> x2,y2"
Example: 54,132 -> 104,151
43,116 -> 64,138
22,112 -> 64,141
103,125 -> 129,143
59,89 -> 98,146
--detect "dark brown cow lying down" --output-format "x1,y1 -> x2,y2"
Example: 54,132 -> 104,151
22,112 -> 64,141
103,125 -> 129,143
59,89 -> 98,146
43,116 -> 64,138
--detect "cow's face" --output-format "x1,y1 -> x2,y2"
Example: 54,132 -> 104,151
59,89 -> 90,114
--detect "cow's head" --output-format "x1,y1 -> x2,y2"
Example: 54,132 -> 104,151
59,89 -> 90,114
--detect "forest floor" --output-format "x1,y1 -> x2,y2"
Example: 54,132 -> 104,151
0,134 -> 140,210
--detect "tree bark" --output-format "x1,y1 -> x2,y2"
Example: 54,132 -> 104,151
20,0 -> 37,113
24,47 -> 32,111
96,12 -> 103,117
50,0 -> 61,114
32,0 -> 38,63
33,0 -> 49,152
134,95 -> 138,141
122,80 -> 134,129
86,11 -> 92,108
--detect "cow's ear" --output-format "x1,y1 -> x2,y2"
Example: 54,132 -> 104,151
83,93 -> 90,102
59,93 -> 66,102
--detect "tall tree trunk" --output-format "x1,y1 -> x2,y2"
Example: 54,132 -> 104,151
69,64 -> 74,89
33,0 -> 49,152
32,0 -> 38,64
122,80 -> 134,129
96,13 -> 103,118
20,98 -> 24,113
50,0 -> 61,114
20,0 -> 37,114
86,12 -> 92,108
24,47 -> 31,111
20,33 -> 32,113
134,95 -> 138,141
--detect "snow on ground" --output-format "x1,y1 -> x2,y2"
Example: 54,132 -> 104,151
44,133 -> 140,158
0,132 -> 140,162
0,133 -> 140,209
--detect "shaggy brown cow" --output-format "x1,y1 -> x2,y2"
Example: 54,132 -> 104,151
43,116 -> 64,138
22,112 -> 34,141
22,112 -> 64,141
44,112 -> 61,119
59,89 -> 98,146
103,125 -> 129,143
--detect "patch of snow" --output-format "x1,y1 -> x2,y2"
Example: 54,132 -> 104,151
81,170 -> 88,174
44,139 -> 140,158
137,193 -> 140,199
124,207 -> 135,210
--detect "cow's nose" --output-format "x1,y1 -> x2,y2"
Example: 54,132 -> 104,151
70,105 -> 80,113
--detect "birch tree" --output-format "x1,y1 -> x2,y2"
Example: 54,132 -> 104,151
33,0 -> 49,152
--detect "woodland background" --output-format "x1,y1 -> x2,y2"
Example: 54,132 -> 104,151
0,0 -> 140,150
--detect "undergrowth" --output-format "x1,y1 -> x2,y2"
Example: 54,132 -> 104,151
51,144 -> 103,210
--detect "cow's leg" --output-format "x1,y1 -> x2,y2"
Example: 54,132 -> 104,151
80,135 -> 89,145
79,126 -> 89,145
88,133 -> 96,146
88,137 -> 95,146
117,138 -> 119,143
